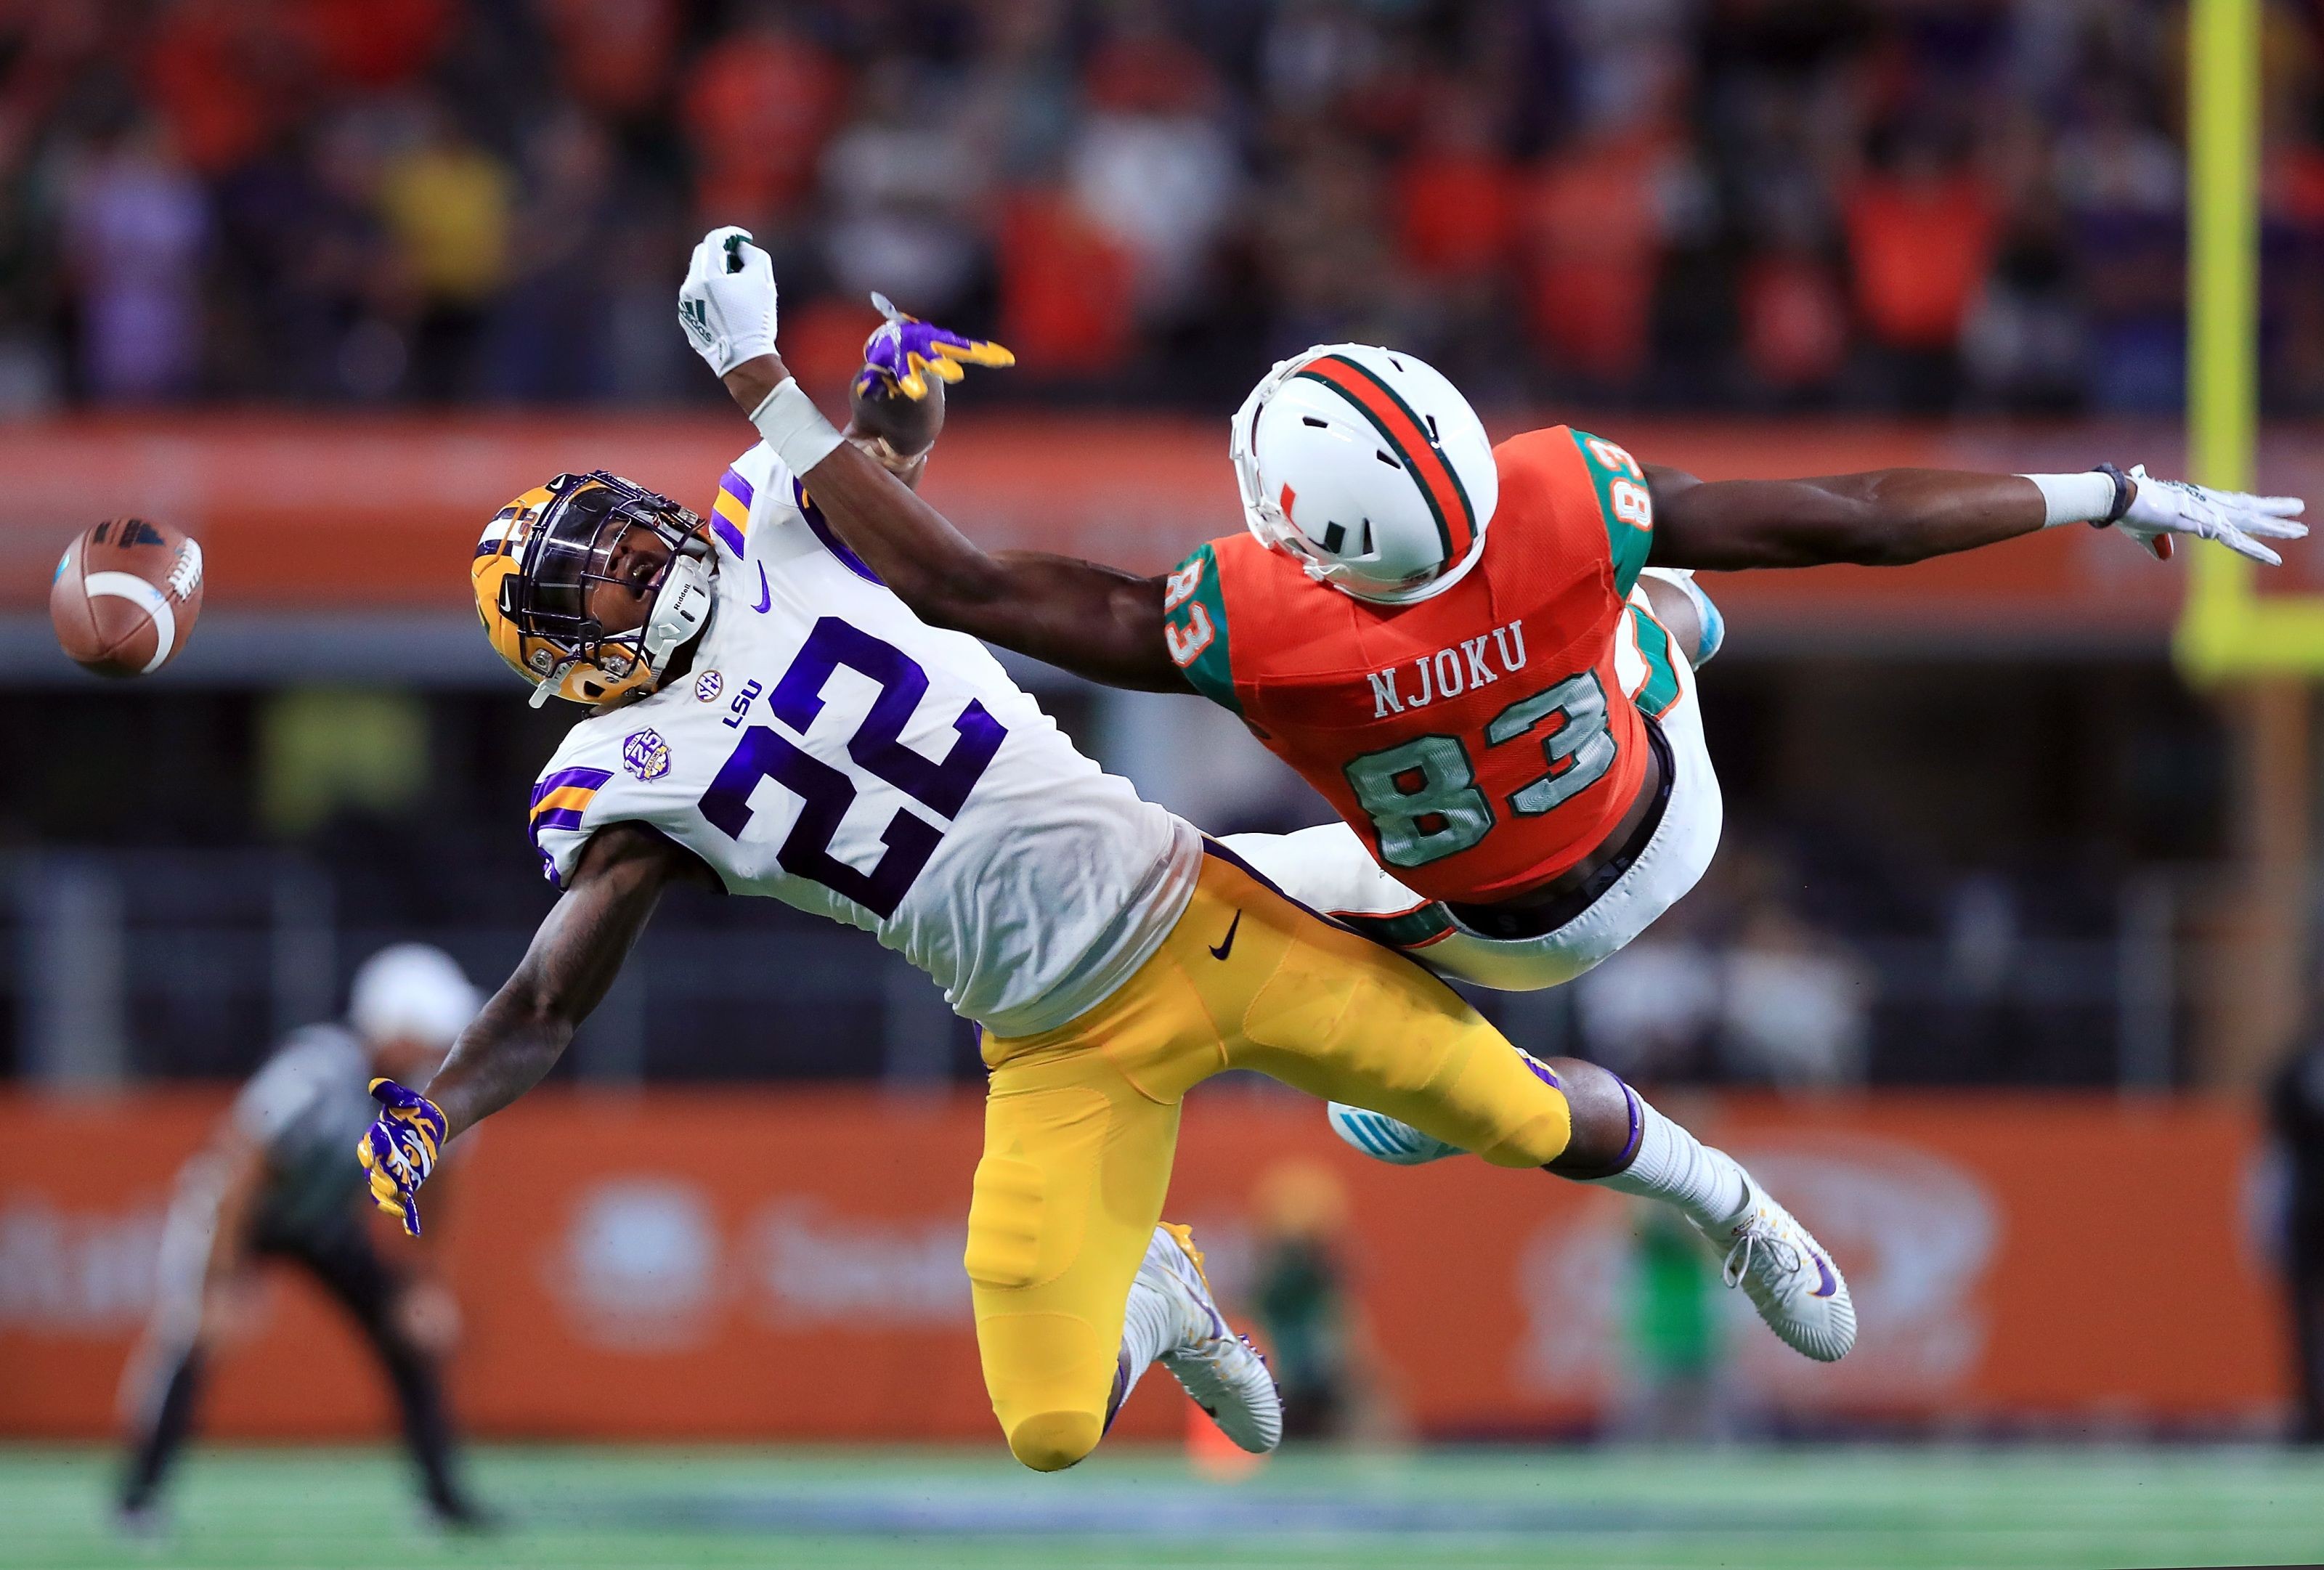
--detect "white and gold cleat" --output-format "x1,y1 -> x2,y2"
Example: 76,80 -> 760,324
1146,1223 -> 1281,1454
1702,1171 -> 1856,1362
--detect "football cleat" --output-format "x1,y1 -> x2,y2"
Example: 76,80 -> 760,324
1327,1102 -> 1463,1166
1147,1223 -> 1281,1454
1701,1171 -> 1856,1362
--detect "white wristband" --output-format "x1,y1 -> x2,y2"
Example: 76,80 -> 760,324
749,377 -> 845,476
2020,471 -> 2118,528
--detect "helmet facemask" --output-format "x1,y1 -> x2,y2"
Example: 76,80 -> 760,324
500,473 -> 716,708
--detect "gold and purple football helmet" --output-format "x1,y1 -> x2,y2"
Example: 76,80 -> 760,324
473,471 -> 716,708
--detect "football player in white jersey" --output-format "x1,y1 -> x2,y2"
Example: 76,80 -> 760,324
359,232 -> 1863,1478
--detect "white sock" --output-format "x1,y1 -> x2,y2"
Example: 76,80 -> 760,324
1588,1089 -> 1750,1232
1111,1229 -> 1185,1412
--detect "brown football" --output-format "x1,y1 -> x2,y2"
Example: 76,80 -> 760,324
849,366 -> 946,458
49,517 -> 206,677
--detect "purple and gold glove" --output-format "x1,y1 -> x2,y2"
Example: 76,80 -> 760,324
357,1078 -> 447,1238
855,292 -> 1014,402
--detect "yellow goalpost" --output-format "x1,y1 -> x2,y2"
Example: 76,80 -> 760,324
2177,0 -> 2324,673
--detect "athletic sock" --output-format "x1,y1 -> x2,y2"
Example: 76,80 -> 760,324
121,1346 -> 206,1511
1108,1228 -> 1187,1420
1588,1087 -> 1751,1233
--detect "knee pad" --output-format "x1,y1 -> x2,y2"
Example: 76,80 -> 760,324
1008,1409 -> 1104,1473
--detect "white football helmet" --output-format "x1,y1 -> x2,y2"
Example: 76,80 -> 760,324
349,944 -> 480,1051
1230,343 -> 1499,604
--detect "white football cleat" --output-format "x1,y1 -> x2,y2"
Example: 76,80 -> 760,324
1146,1223 -> 1281,1454
1327,1102 -> 1463,1166
1702,1171 -> 1856,1362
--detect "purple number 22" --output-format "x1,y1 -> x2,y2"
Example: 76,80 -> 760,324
697,618 -> 1007,916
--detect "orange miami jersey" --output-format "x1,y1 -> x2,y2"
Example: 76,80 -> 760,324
1163,426 -> 1685,905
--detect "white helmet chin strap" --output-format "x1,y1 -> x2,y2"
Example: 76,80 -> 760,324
643,545 -> 716,671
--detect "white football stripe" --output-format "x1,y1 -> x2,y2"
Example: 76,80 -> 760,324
82,570 -> 176,672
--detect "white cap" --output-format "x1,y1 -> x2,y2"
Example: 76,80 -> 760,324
348,943 -> 480,1050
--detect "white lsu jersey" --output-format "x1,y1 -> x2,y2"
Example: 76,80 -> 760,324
528,444 -> 1203,1038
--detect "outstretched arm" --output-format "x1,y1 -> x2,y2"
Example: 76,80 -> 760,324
360,824 -> 704,1237
731,351 -> 1190,693
421,823 -> 702,1140
674,227 -> 1190,693
1647,464 -> 2304,571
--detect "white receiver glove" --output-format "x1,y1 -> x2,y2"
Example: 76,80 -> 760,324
2116,464 -> 2306,566
678,226 -> 777,377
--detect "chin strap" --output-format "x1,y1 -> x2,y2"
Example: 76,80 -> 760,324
641,544 -> 716,671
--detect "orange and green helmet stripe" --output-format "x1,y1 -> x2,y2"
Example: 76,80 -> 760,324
1292,352 -> 1479,564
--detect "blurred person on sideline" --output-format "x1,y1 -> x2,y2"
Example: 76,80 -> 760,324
1622,1193 -> 1727,1441
116,945 -> 487,1532
2267,1025 -> 2324,1443
1247,1159 -> 1380,1441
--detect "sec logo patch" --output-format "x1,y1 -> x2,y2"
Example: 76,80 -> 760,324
694,670 -> 723,702
622,728 -> 672,781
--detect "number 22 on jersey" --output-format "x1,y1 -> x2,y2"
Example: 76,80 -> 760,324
698,617 -> 1007,916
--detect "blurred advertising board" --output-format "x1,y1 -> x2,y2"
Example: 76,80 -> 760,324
12,416 -> 2323,651
0,1089 -> 2288,1441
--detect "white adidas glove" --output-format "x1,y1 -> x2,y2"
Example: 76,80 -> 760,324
678,226 -> 777,377
2117,464 -> 2306,566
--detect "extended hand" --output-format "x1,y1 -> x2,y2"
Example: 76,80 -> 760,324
856,292 -> 1014,401
678,226 -> 779,377
2117,465 -> 2305,566
357,1078 -> 447,1238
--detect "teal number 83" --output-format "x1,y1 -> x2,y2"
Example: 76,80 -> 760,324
1341,672 -> 1618,869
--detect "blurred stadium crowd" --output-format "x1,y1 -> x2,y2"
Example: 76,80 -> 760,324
0,0 -> 2277,1094
14,0 -> 2324,413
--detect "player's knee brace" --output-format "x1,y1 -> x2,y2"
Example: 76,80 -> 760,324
1007,1409 -> 1104,1473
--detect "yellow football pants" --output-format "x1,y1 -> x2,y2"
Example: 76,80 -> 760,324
968,845 -> 1572,1471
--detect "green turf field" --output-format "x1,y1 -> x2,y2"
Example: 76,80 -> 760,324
6,1443 -> 2324,1570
